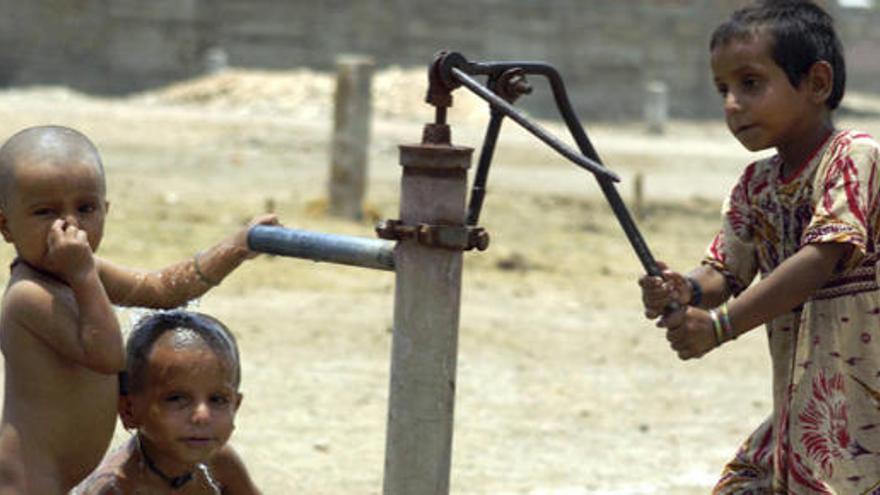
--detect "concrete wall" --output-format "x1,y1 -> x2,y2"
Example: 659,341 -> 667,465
839,5 -> 880,95
0,0 -> 875,120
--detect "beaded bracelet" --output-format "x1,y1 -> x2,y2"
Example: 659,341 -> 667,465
687,276 -> 703,306
193,252 -> 219,287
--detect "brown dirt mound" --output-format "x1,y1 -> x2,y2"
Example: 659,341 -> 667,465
132,66 -> 487,123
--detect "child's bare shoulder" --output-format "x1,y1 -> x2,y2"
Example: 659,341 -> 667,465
4,275 -> 63,317
1,269 -> 87,365
209,445 -> 259,494
3,270 -> 74,326
210,444 -> 245,467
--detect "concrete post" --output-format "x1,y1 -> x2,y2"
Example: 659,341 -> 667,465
644,80 -> 668,135
383,126 -> 473,495
329,54 -> 374,220
203,46 -> 228,74
633,171 -> 645,220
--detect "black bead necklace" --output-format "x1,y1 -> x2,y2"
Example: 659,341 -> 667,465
137,435 -> 194,490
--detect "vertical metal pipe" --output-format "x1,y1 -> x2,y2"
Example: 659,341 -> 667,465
466,109 -> 504,226
383,136 -> 472,495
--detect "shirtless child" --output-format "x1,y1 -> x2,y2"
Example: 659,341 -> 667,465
0,125 -> 277,494
76,310 -> 259,494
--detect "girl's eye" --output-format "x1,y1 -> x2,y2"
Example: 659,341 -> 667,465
210,394 -> 230,406
742,77 -> 761,91
715,84 -> 728,97
33,208 -> 54,217
78,203 -> 97,214
165,394 -> 187,404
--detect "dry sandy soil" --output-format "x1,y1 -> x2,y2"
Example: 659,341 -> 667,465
0,68 -> 879,495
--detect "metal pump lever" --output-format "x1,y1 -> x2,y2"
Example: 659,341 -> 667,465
431,51 -> 665,279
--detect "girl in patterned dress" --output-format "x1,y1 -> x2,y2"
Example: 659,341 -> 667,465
639,1 -> 880,493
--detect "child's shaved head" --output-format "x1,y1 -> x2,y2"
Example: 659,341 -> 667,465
0,125 -> 106,208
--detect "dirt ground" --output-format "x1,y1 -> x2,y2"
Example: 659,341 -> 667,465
1,69 -> 879,495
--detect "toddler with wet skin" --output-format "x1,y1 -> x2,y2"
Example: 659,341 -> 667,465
0,125 -> 277,494
76,310 -> 259,494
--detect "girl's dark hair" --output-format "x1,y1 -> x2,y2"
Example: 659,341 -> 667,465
120,310 -> 241,395
709,0 -> 846,110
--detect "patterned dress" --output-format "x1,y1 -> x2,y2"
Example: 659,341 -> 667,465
706,130 -> 880,495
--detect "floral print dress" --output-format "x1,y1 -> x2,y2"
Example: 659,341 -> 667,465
706,130 -> 880,494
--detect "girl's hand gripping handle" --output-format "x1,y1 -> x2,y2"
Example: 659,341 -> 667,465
639,261 -> 691,320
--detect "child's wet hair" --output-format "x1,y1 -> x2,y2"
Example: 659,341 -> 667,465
120,310 -> 241,395
709,0 -> 846,110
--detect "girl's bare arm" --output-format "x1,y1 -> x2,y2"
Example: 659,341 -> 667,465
726,242 -> 851,336
685,264 -> 730,309
662,242 -> 850,359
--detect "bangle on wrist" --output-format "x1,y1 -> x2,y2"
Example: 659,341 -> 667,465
718,302 -> 735,341
687,276 -> 703,306
709,308 -> 724,346
193,252 -> 220,287
709,302 -> 736,347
